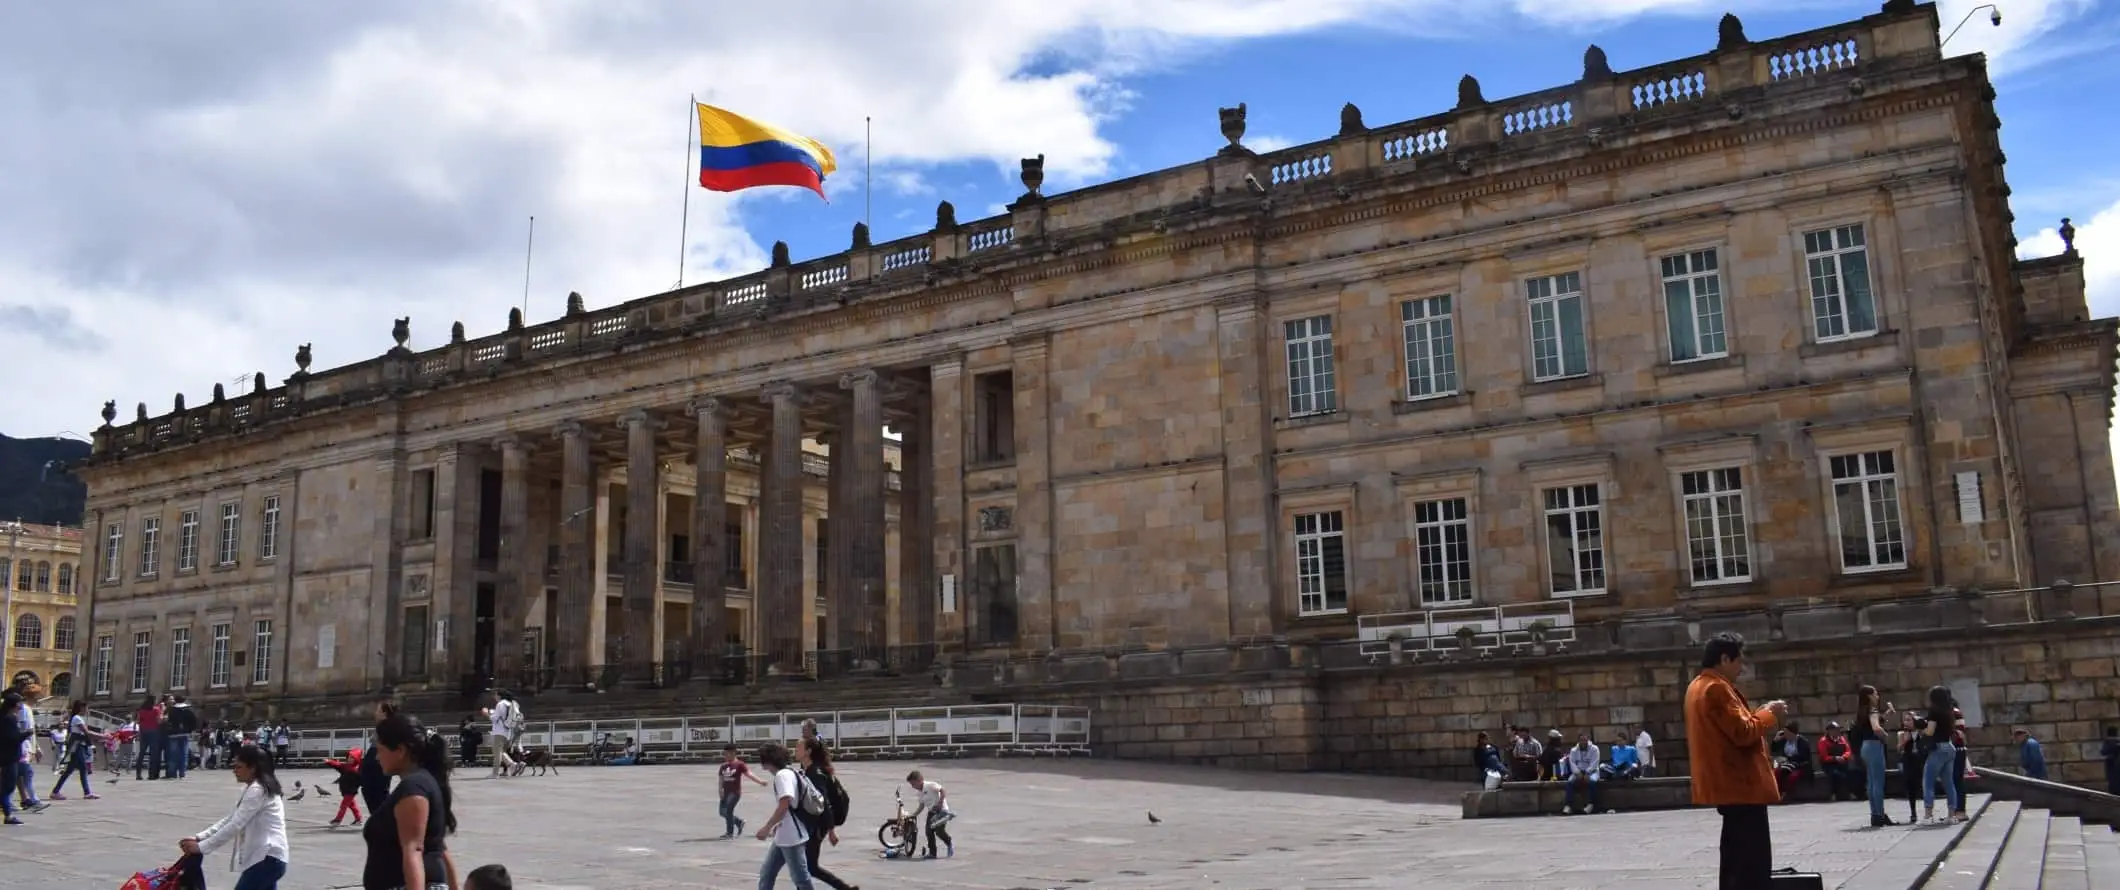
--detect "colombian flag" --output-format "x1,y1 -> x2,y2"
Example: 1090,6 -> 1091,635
696,103 -> 838,198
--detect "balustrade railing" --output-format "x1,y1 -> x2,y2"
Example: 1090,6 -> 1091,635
1501,96 -> 1574,137
721,281 -> 768,308
1767,34 -> 1861,81
1378,123 -> 1448,162
799,264 -> 848,290
1630,68 -> 1709,110
879,243 -> 931,272
1269,149 -> 1332,185
966,222 -> 1014,253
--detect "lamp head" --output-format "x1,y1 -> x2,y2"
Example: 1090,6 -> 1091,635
1990,8 -> 2002,26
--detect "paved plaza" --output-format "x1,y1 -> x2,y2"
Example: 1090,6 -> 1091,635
2,758 -> 1961,889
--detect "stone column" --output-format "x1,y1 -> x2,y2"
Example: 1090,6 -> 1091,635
897,396 -> 933,656
929,357 -> 966,652
619,409 -> 661,678
824,425 -> 851,653
493,435 -> 529,686
759,383 -> 806,672
431,446 -> 470,679
556,421 -> 594,684
1012,336 -> 1054,650
842,370 -> 887,657
371,453 -> 404,686
1216,294 -> 1279,638
687,398 -> 728,675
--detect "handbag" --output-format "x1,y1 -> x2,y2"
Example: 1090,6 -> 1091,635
118,853 -> 204,890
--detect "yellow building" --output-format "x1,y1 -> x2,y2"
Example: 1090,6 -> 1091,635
2,522 -> 86,700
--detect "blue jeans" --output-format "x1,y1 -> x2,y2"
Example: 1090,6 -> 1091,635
1860,739 -> 1887,819
1565,774 -> 1600,812
52,752 -> 91,796
16,761 -> 36,804
137,730 -> 163,778
166,735 -> 191,778
1922,742 -> 1960,812
719,791 -> 742,835
758,842 -> 817,890
233,856 -> 286,890
1,757 -> 17,817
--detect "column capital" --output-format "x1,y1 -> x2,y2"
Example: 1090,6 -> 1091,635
839,369 -> 880,391
494,433 -> 525,453
555,419 -> 588,440
761,381 -> 799,403
686,396 -> 724,419
929,352 -> 966,378
618,407 -> 660,431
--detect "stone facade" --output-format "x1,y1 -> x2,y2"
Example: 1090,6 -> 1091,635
71,4 -> 2120,717
1,522 -> 85,699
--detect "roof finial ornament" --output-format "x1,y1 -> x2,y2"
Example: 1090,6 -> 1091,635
566,292 -> 585,315
851,221 -> 871,249
1583,45 -> 1614,80
1456,75 -> 1487,109
771,241 -> 790,267
451,321 -> 465,343
1020,154 -> 1045,197
1717,13 -> 1749,51
2061,218 -> 2077,254
136,403 -> 148,423
212,383 -> 225,403
101,400 -> 117,427
391,317 -> 410,349
1339,102 -> 1366,136
1217,103 -> 1248,155
507,307 -> 523,330
295,343 -> 312,373
173,393 -> 186,413
935,200 -> 957,230
253,372 -> 266,394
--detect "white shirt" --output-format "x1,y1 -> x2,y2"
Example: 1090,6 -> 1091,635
771,768 -> 811,847
194,781 -> 290,874
1637,730 -> 1655,766
916,780 -> 949,814
1566,743 -> 1600,777
489,700 -> 518,739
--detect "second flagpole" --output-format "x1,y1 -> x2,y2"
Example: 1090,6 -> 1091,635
678,94 -> 695,288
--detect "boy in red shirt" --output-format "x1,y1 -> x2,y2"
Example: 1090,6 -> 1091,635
717,743 -> 768,838
324,748 -> 365,826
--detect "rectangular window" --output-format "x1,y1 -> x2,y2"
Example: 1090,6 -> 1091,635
217,502 -> 240,566
1526,271 -> 1589,381
971,371 -> 1016,463
1293,510 -> 1349,615
209,623 -> 231,688
724,502 -> 747,589
131,631 -> 151,693
1661,249 -> 1728,361
103,524 -> 123,582
1830,450 -> 1907,571
1401,295 -> 1459,399
137,518 -> 160,577
402,604 -> 430,677
260,495 -> 281,560
177,510 -> 200,572
1681,468 -> 1752,584
1542,483 -> 1606,596
92,635 -> 113,696
1284,315 -> 1338,417
169,627 -> 192,690
1413,498 -> 1474,605
411,471 -> 437,539
971,544 -> 1019,646
1804,224 -> 1878,341
251,619 -> 274,685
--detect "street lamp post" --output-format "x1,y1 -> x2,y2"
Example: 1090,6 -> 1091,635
1,522 -> 24,691
1942,4 -> 2002,48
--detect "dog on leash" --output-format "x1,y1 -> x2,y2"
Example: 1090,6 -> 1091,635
511,745 -> 558,776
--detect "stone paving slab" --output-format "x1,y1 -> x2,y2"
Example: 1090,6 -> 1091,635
0,759 -> 1953,889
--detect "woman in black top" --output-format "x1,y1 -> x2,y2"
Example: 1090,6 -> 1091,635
1851,685 -> 1895,826
1916,685 -> 1959,823
363,714 -> 457,890
799,739 -> 857,890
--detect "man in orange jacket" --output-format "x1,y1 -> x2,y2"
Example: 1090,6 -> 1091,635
1686,631 -> 1787,890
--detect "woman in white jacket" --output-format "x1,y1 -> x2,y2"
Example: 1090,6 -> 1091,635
180,744 -> 290,889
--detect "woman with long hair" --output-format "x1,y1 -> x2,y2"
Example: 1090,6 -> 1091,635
362,715 -> 458,890
1851,685 -> 1895,826
181,745 -> 290,889
798,739 -> 857,890
1918,685 -> 1960,823
49,700 -> 104,800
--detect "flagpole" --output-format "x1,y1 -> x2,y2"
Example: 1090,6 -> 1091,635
522,216 -> 535,317
679,94 -> 696,288
864,116 -> 872,231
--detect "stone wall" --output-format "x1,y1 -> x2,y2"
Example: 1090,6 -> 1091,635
1000,616 -> 2120,788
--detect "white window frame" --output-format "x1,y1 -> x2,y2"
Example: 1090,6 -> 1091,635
209,623 -> 232,689
251,619 -> 274,686
137,517 -> 159,578
1412,497 -> 1474,605
92,635 -> 113,696
1401,295 -> 1459,400
1803,224 -> 1879,343
102,524 -> 122,582
169,627 -> 192,691
1661,249 -> 1728,362
130,631 -> 151,694
1292,510 -> 1349,616
260,495 -> 281,560
1283,315 -> 1338,418
1542,483 -> 1607,597
1680,467 -> 1752,585
177,510 -> 200,572
1829,449 -> 1908,573
217,502 -> 241,566
1525,271 -> 1589,381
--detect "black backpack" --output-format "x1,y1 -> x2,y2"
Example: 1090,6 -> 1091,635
0,712 -> 24,753
824,771 -> 851,827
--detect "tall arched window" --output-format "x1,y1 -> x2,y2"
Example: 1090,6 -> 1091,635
0,559 -> 10,590
49,672 -> 72,697
13,567 -> 27,592
52,615 -> 76,651
56,564 -> 72,595
13,614 -> 43,649
34,561 -> 51,592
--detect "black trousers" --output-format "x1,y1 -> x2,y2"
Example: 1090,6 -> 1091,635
1717,804 -> 1772,890
802,826 -> 855,890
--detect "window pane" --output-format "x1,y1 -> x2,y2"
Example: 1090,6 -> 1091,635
1557,296 -> 1587,376
1665,278 -> 1698,361
1834,481 -> 1872,568
1546,512 -> 1578,593
1840,249 -> 1876,334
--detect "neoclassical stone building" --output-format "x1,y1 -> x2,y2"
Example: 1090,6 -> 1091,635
75,2 -> 2120,707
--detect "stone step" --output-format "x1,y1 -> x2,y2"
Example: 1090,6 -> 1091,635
1990,806 -> 2051,889
2045,814 -> 2092,889
1921,799 -> 2021,890
2083,821 -> 2120,889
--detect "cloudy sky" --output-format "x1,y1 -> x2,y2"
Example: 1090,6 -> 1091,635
3,1 -> 2115,461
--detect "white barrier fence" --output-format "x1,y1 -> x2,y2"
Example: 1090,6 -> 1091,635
283,703 -> 1092,764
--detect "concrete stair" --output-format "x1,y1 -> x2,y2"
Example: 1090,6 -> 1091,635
1916,800 -> 2120,889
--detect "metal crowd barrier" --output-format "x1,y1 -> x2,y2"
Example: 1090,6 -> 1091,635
276,703 -> 1091,765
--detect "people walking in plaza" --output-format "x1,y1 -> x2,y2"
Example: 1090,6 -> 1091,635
1685,631 -> 1785,890
486,691 -> 523,778
753,742 -> 818,890
165,695 -> 199,779
906,769 -> 954,859
182,745 -> 291,890
50,700 -> 106,800
2,692 -> 37,824
272,723 -> 292,766
798,739 -> 857,890
136,695 -> 166,780
719,743 -> 767,838
326,748 -> 365,827
8,690 -> 44,812
1915,687 -> 1961,824
362,714 -> 459,890
1851,686 -> 1895,826
2013,728 -> 2047,780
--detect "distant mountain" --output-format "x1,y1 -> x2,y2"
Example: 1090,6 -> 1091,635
0,435 -> 90,527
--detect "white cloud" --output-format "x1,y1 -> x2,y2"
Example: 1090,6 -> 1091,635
1248,134 -> 1297,153
1936,0 -> 2107,77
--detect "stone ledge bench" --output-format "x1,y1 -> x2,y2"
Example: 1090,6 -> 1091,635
1462,769 -> 1989,818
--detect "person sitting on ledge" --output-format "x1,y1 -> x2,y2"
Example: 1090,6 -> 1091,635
1538,729 -> 1567,782
1816,722 -> 1856,801
1772,724 -> 1814,798
1560,732 -> 1606,815
1507,727 -> 1543,782
1472,732 -> 1505,787
1602,733 -> 1642,781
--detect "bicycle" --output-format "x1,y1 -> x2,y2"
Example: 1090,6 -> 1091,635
877,788 -> 918,859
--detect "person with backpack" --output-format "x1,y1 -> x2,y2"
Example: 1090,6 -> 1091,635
797,739 -> 857,890
485,691 -> 523,779
753,742 -> 819,890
